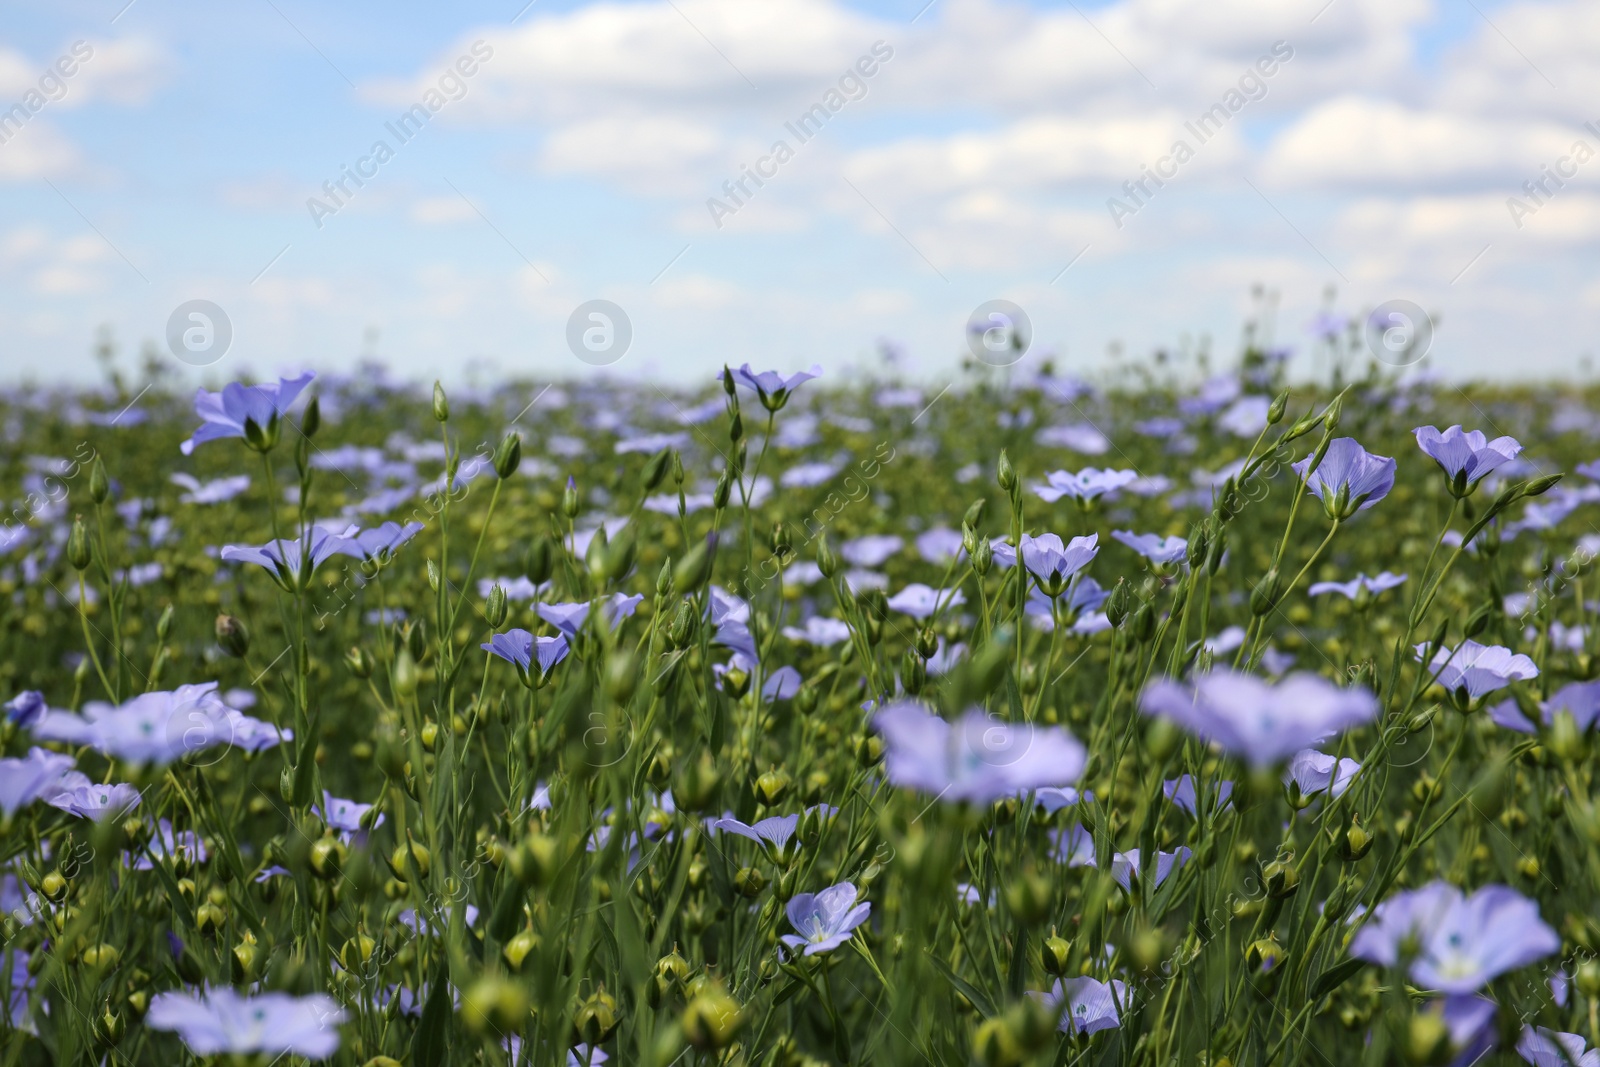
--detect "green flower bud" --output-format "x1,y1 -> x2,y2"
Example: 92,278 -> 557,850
156,603 -> 174,642
734,866 -> 766,897
729,409 -> 744,443
642,448 -> 671,492
1250,568 -> 1282,617
674,535 -> 717,594
1523,473 -> 1563,497
1003,866 -> 1053,925
431,381 -> 449,423
1267,390 -> 1288,425
485,583 -> 508,628
88,457 -> 109,505
674,751 -> 721,813
1322,393 -> 1343,433
301,395 -> 321,438
721,365 -> 736,397
963,497 -> 988,529
67,516 -> 92,571
816,534 -> 840,579
753,768 -> 791,806
713,466 -> 733,509
493,432 -> 522,479
1105,577 -> 1133,629
216,614 -> 250,658
996,450 -> 1017,493
526,535 -> 556,584
562,477 -> 581,518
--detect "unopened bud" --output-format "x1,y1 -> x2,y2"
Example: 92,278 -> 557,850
431,381 -> 449,423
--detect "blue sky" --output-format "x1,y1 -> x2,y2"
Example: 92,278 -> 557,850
1,0 -> 1596,389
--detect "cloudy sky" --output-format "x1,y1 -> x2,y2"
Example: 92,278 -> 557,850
2,0 -> 1596,387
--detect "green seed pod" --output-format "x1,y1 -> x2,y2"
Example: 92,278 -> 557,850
734,867 -> 766,898
461,976 -> 527,1035
681,980 -> 742,1051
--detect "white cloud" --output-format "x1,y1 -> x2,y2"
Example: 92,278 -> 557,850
409,196 -> 478,225
0,119 -> 79,180
1263,98 -> 1579,187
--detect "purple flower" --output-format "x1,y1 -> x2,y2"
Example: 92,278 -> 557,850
725,363 -> 822,412
180,373 -> 315,455
316,791 -> 383,842
781,616 -> 852,646
1283,749 -> 1359,802
1033,785 -> 1091,813
1292,438 -> 1397,519
1438,996 -> 1498,1064
873,702 -> 1087,803
840,535 -> 903,568
1112,530 -> 1188,565
1050,823 -> 1096,866
763,665 -> 803,700
1032,976 -> 1128,1035
1350,882 -> 1558,993
45,771 -> 141,821
32,682 -> 280,766
482,628 -> 570,685
1543,679 -> 1600,731
146,987 -> 346,1059
4,691 -> 47,729
344,521 -> 424,560
220,524 -> 357,588
716,814 -> 800,863
1140,670 -> 1378,768
915,526 -> 966,564
1308,571 -> 1407,600
1034,468 -> 1138,503
1110,846 -> 1192,891
0,747 -> 76,817
1517,1027 -> 1600,1067
537,593 -> 643,638
780,882 -> 870,957
1163,774 -> 1233,817
170,473 -> 252,505
1418,640 -> 1538,701
130,818 -> 209,869
886,583 -> 965,618
1020,532 -> 1098,596
1414,425 -> 1523,494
